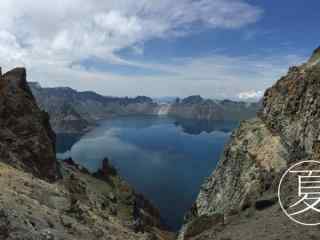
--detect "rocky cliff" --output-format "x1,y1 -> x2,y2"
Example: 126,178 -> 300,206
0,68 -> 58,181
168,96 -> 259,121
178,47 -> 320,240
0,68 -> 174,240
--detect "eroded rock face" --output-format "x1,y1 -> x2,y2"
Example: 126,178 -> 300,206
0,68 -> 58,181
196,118 -> 288,217
261,51 -> 320,159
178,47 -> 320,240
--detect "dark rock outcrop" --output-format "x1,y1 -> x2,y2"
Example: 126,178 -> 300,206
93,157 -> 118,179
0,68 -> 58,181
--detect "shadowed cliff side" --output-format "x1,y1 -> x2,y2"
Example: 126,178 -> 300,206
178,47 -> 320,240
0,68 -> 58,181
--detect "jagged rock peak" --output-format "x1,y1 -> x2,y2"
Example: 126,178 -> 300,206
3,68 -> 27,90
0,67 -> 59,181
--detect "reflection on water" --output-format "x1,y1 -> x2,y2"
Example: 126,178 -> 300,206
174,118 -> 239,135
56,116 -> 238,230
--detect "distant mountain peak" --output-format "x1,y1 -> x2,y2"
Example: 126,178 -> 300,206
181,95 -> 204,104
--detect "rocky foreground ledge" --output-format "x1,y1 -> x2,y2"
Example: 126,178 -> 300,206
0,68 -> 174,240
178,47 -> 320,240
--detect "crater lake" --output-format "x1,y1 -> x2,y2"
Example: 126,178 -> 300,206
56,116 -> 238,230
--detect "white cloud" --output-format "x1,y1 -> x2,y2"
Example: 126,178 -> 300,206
1,0 -> 301,100
0,0 -> 261,68
28,52 -> 305,100
238,90 -> 264,101
0,30 -> 26,67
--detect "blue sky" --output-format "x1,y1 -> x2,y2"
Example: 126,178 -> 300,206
0,0 -> 319,100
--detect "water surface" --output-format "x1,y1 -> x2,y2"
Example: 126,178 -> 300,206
57,116 -> 238,230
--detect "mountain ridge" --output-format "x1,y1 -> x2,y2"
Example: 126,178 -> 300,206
29,83 -> 259,134
168,95 -> 260,121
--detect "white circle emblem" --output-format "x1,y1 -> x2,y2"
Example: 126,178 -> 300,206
278,160 -> 320,226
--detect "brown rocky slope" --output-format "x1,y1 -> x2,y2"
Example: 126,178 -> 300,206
178,47 -> 320,240
0,68 -> 174,240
